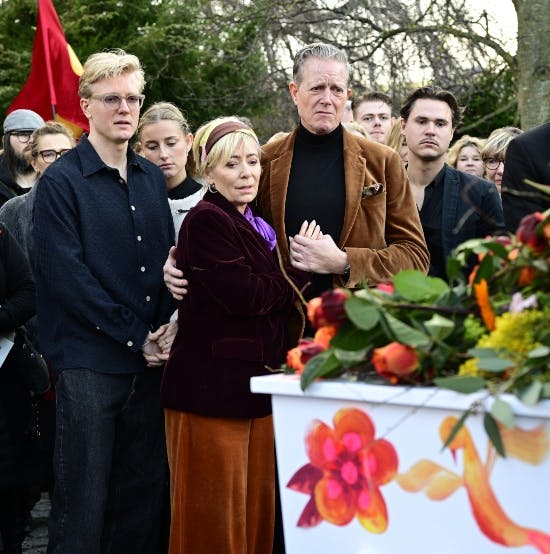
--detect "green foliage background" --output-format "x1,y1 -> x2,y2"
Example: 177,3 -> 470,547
0,0 -> 526,142
0,0 -> 275,140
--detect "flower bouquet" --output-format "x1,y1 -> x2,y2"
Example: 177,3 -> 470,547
285,206 -> 550,455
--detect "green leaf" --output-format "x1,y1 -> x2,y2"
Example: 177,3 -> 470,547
491,398 -> 515,429
345,296 -> 379,330
476,357 -> 514,372
525,179 -> 550,195
385,314 -> 430,347
333,347 -> 369,364
520,380 -> 543,405
424,314 -> 455,340
300,351 -> 340,391
527,346 -> 550,359
330,324 -> 373,351
542,382 -> 550,398
484,412 -> 506,457
441,409 -> 471,452
393,270 -> 449,302
468,347 -> 514,372
434,375 -> 487,394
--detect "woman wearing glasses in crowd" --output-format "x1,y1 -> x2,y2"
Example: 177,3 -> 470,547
481,126 -> 523,196
0,121 -> 75,262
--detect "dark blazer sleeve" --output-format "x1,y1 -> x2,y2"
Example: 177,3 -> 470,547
0,225 -> 35,332
502,135 -> 550,233
178,206 -> 306,316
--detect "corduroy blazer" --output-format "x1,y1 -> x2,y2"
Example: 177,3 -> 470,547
161,191 -> 309,419
256,126 -> 429,341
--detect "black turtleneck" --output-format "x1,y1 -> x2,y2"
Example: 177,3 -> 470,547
167,174 -> 202,200
285,123 -> 346,299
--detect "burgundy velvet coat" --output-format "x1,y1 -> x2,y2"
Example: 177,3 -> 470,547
161,191 -> 309,419
256,126 -> 429,343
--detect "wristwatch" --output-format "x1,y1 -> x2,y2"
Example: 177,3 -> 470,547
343,263 -> 351,281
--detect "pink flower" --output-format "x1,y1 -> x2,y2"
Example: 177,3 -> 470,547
287,408 -> 398,532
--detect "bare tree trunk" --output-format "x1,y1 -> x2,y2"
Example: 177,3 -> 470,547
513,0 -> 550,128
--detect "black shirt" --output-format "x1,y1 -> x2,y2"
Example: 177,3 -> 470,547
285,123 -> 346,299
419,166 -> 445,279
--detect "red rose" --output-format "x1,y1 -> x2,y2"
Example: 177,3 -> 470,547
371,342 -> 420,384
306,288 -> 350,330
286,340 -> 326,373
517,212 -> 547,253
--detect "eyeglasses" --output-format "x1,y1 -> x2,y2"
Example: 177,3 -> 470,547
90,93 -> 145,110
37,149 -> 71,163
10,131 -> 33,144
483,156 -> 504,170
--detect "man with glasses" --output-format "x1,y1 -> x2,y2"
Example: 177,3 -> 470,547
400,85 -> 505,279
33,49 -> 174,553
0,108 -> 44,205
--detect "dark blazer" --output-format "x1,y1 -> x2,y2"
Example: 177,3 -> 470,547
257,126 -> 429,342
502,122 -> 550,232
161,191 -> 309,419
439,165 -> 505,259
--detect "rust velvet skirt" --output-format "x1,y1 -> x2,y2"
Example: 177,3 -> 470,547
164,409 -> 275,554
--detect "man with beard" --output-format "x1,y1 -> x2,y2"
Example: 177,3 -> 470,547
400,85 -> 504,279
0,109 -> 45,205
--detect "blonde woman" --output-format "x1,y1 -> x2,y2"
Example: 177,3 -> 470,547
161,117 -> 313,554
447,135 -> 486,178
137,102 -> 203,234
385,117 -> 408,165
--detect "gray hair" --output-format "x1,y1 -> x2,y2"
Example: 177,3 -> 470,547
292,43 -> 352,85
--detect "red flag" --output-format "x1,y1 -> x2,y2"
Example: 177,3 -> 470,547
8,0 -> 88,138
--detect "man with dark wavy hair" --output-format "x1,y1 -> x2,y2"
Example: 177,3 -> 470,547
401,85 -> 505,279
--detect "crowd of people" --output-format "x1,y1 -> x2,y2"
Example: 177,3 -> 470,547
0,42 -> 548,554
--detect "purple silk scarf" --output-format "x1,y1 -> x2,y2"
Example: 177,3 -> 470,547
243,206 -> 277,251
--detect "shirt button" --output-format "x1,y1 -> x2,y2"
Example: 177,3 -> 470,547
137,235 -> 142,241
140,266 -> 146,272
146,296 -> 151,302
127,340 -> 133,347
131,205 -> 136,211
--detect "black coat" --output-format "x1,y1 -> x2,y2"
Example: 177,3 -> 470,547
502,122 -> 550,232
0,223 -> 36,487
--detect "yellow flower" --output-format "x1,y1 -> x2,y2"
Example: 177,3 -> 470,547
458,309 -> 548,377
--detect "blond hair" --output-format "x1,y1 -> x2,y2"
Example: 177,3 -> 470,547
192,117 -> 260,179
447,135 -> 485,168
137,102 -> 191,139
481,127 -> 522,160
79,49 -> 145,98
385,117 -> 405,152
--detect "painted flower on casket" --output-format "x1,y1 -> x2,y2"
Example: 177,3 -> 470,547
287,407 -> 398,532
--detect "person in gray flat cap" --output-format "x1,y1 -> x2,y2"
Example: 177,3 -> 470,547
0,109 -> 45,205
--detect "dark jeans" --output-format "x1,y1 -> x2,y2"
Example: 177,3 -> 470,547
47,368 -> 169,554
